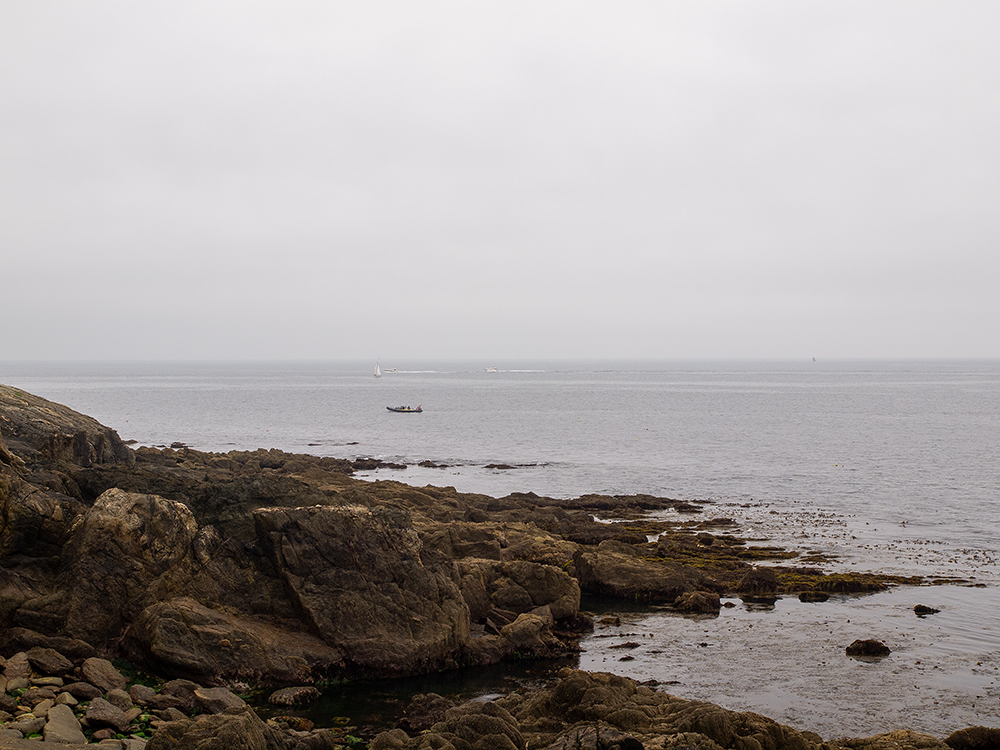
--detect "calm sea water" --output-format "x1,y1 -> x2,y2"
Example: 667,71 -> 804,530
2,359 -> 998,737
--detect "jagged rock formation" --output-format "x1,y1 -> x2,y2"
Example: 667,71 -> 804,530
4,383 -> 978,750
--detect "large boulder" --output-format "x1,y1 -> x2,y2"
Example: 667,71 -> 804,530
254,504 -> 470,675
58,489 -> 198,647
123,597 -> 344,685
43,702 -> 87,744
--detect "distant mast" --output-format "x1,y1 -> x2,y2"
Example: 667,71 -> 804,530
374,361 -> 382,378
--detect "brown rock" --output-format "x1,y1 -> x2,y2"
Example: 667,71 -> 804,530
61,681 -> 104,701
674,590 -> 722,613
253,504 -> 470,676
194,686 -> 247,714
945,726 -> 1000,750
43,703 -> 87,745
573,540 -> 710,602
130,683 -> 157,705
2,652 -> 31,680
145,705 -> 288,750
736,567 -> 779,596
846,639 -> 891,658
395,693 -> 455,733
81,657 -> 128,692
123,596 -> 344,685
26,646 -> 73,676
106,687 -> 134,711
86,696 -> 131,733
0,384 -> 134,467
62,490 -> 199,648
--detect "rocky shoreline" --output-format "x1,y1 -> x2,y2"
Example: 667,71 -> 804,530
0,384 -> 995,749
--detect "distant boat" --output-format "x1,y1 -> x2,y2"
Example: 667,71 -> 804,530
485,366 -> 498,372
385,368 -> 398,373
374,362 -> 381,378
387,405 -> 422,413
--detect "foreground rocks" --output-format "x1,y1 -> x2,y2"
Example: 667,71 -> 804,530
370,669 -> 986,750
2,384 -> 986,748
0,644 -> 342,748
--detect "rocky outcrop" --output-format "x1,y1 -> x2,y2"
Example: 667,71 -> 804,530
372,669 -> 984,750
0,386 -> 992,750
0,385 -> 133,467
253,504 -> 470,675
376,669 -> 825,750
574,540 -> 717,601
61,490 -> 198,648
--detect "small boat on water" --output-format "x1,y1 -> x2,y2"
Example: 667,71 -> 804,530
374,362 -> 382,378
485,366 -> 498,372
387,404 -> 422,413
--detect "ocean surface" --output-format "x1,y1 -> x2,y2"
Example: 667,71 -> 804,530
2,359 -> 998,738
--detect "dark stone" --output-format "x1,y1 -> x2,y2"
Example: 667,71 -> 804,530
674,591 -> 721,613
846,639 -> 891,658
86,696 -> 131,732
0,385 -> 134,467
130,683 -> 157,705
194,686 -> 247,714
0,629 -> 96,662
106,687 -> 134,711
271,715 -> 315,732
914,604 -> 941,617
736,567 -> 778,595
945,725 -> 1000,750
799,591 -> 830,603
20,686 -> 57,705
26,646 -> 73,676
161,678 -> 202,711
81,657 -> 128,692
61,681 -> 104,701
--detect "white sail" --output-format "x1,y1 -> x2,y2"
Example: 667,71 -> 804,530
374,362 -> 381,378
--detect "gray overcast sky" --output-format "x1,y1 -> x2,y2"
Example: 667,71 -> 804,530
2,1 -> 998,361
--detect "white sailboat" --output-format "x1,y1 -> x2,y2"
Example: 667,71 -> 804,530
374,361 -> 382,378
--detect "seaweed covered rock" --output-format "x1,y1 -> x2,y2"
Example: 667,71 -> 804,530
573,540 -> 712,602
